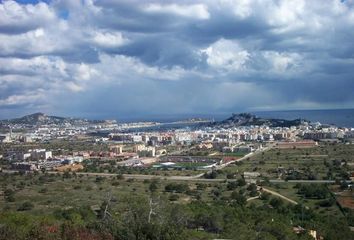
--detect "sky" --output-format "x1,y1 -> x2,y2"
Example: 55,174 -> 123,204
0,0 -> 354,120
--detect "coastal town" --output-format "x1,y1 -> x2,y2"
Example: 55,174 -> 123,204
1,112 -> 353,239
1,112 -> 354,174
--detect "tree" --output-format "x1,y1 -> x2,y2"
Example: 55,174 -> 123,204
149,181 -> 158,193
237,178 -> 246,186
231,191 -> 246,206
269,197 -> 283,209
247,183 -> 257,192
165,183 -> 189,193
4,189 -> 15,202
204,170 -> 218,179
227,181 -> 238,191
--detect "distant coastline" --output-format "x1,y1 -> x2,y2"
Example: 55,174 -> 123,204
253,108 -> 354,128
115,108 -> 354,128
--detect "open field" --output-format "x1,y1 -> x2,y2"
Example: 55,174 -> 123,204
1,164 -> 353,238
221,142 -> 354,180
263,182 -> 344,217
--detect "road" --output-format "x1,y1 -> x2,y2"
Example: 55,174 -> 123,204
269,179 -> 352,184
194,143 -> 275,179
1,169 -> 227,182
247,195 -> 260,202
64,171 -> 232,182
219,144 -> 275,169
261,187 -> 298,205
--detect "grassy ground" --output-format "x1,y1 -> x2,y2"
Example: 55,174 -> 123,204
221,142 -> 354,180
264,182 -> 343,218
0,171 -> 351,239
0,172 -> 257,216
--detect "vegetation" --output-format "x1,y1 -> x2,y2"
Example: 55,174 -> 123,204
0,141 -> 353,239
0,170 -> 352,240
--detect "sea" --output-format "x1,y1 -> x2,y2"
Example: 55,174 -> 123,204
117,109 -> 354,130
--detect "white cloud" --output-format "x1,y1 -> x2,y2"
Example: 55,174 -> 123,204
74,63 -> 98,81
0,56 -> 70,81
263,51 -> 302,73
96,54 -> 191,82
144,3 -> 210,19
0,0 -> 55,33
91,31 -> 128,48
267,0 -> 305,28
201,39 -> 250,71
0,91 -> 44,107
216,0 -> 254,19
65,82 -> 84,92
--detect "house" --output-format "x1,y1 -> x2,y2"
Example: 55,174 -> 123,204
243,172 -> 261,184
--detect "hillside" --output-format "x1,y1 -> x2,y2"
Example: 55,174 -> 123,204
0,112 -> 105,126
211,113 -> 306,128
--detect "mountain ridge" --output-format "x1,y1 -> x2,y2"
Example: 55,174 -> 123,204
0,112 -> 107,126
209,112 -> 307,128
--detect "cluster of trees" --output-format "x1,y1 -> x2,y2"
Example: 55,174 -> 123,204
203,169 -> 225,179
226,178 -> 246,190
164,183 -> 189,193
296,184 -> 329,199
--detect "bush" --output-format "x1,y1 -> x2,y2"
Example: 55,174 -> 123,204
297,184 -> 329,199
269,198 -> 283,208
317,198 -> 335,207
117,174 -> 124,180
169,194 -> 180,201
237,178 -> 246,186
39,188 -> 48,193
247,183 -> 257,192
165,183 -> 189,193
149,181 -> 158,192
95,176 -> 105,183
17,201 -> 34,211
111,181 -> 120,186
227,181 -> 238,191
259,192 -> 271,201
4,189 -> 15,202
230,191 -> 246,206
226,173 -> 235,179
204,171 -> 218,179
196,183 -> 207,190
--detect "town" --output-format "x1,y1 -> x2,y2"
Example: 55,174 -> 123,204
1,112 -> 354,175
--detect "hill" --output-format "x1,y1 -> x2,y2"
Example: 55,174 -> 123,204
210,113 -> 306,128
0,112 -> 106,126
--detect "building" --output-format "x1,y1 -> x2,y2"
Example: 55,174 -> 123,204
243,172 -> 261,184
134,144 -> 156,157
234,146 -> 253,153
29,149 -> 52,160
0,134 -> 11,143
11,162 -> 38,172
109,145 -> 123,154
5,149 -> 52,161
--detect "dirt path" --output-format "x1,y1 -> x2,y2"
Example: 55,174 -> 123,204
261,187 -> 298,205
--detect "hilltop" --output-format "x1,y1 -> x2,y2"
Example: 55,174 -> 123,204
210,113 -> 306,128
0,112 -> 107,126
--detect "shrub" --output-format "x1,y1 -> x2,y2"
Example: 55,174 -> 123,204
17,201 -> 34,211
169,194 -> 180,201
